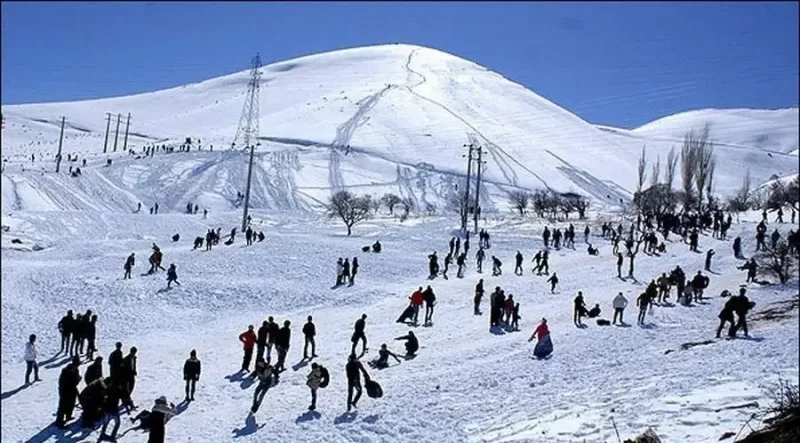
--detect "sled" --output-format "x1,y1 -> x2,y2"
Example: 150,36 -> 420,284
396,305 -> 415,323
533,334 -> 553,359
224,239 -> 234,246
365,380 -> 383,398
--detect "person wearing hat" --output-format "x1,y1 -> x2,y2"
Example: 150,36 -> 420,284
238,325 -> 257,372
148,396 -> 176,443
183,350 -> 201,401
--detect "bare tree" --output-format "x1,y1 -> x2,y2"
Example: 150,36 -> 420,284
755,240 -> 797,284
370,195 -> 382,214
726,169 -> 751,222
572,195 -> 590,219
693,127 -> 716,209
637,145 -> 647,196
650,154 -> 661,190
380,193 -> 402,215
766,176 -> 800,212
680,132 -> 699,210
508,190 -> 530,216
327,191 -> 372,236
665,146 -> 679,192
424,202 -> 437,216
400,196 -> 415,218
531,189 -> 549,218
560,192 -> 584,219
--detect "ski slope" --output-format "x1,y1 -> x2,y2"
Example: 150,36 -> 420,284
2,44 -> 798,215
1,206 -> 798,443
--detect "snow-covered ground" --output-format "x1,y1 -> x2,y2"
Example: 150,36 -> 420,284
2,44 -> 798,215
1,205 -> 798,443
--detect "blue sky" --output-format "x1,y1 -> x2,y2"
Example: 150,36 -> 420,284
1,1 -> 797,128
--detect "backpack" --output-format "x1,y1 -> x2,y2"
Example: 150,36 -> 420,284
318,366 -> 330,389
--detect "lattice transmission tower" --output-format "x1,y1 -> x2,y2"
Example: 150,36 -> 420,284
232,53 -> 262,149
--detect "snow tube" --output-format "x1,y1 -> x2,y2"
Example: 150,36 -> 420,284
365,379 -> 383,398
533,334 -> 553,358
396,305 -> 415,323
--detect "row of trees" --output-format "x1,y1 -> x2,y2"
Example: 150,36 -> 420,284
326,191 -> 420,236
507,189 -> 590,219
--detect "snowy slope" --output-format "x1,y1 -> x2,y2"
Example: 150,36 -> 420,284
1,207 -> 798,443
629,108 -> 799,154
2,44 -> 798,215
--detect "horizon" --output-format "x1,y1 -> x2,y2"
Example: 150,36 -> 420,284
1,2 -> 798,129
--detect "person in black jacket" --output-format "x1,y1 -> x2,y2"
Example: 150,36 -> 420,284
345,354 -> 370,412
58,310 -> 74,355
302,316 -> 317,359
730,288 -> 753,337
70,314 -> 84,357
474,279 -> 484,315
86,314 -> 98,361
423,286 -> 436,325
183,350 -> 201,401
84,356 -> 103,385
266,317 -> 279,363
275,321 -> 291,372
121,347 -> 138,400
351,314 -> 368,356
349,257 -> 359,284
108,342 -> 124,383
148,396 -> 177,443
394,331 -> 419,356
56,356 -> 82,428
256,320 -> 269,363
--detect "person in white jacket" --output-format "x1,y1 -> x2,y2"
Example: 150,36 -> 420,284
612,292 -> 628,325
24,334 -> 40,384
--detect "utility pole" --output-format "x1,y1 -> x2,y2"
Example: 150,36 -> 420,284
103,113 -> 111,153
242,145 -> 255,232
461,143 -> 475,234
473,146 -> 486,234
122,113 -> 131,152
55,116 -> 65,173
112,114 -> 121,152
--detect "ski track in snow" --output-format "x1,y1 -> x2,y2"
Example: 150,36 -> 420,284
1,206 -> 798,443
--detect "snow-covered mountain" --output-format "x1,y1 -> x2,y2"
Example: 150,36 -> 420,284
1,44 -> 798,215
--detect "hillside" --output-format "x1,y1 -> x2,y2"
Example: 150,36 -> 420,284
2,44 -> 798,215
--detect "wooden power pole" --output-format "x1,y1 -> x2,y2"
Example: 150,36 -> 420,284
112,114 -> 121,152
103,113 -> 111,153
122,113 -> 131,152
55,116 -> 65,173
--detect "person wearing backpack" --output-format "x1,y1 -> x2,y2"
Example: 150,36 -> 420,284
307,362 -> 329,411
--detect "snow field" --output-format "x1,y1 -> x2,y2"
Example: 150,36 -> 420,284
1,208 -> 798,442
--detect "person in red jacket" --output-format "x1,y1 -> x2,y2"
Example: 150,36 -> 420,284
239,325 -> 257,372
410,287 -> 424,325
528,318 -> 553,358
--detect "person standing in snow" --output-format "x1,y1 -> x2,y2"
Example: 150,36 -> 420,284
245,226 -> 253,246
428,251 -> 439,279
24,334 -> 40,385
443,252 -> 452,280
148,396 -> 177,443
547,273 -> 559,293
491,256 -> 502,276
99,378 -> 124,442
124,253 -> 135,279
335,258 -> 344,286
573,292 -> 587,327
456,252 -> 466,278
514,251 -> 524,276
183,350 -> 201,401
307,362 -> 328,411
705,249 -> 715,272
302,316 -> 317,359
342,258 -> 351,284
56,356 -> 82,428
351,314 -> 368,356
636,292 -> 651,325
410,288 -> 424,325
612,292 -> 628,325
474,279 -> 484,315
345,354 -> 370,412
256,321 -> 269,363
349,257 -> 359,284
266,317 -> 279,363
58,310 -> 74,355
476,247 -> 485,273
716,297 -> 737,339
275,320 -> 291,372
121,346 -> 139,400
239,325 -> 257,372
166,264 -> 180,288
86,315 -> 98,361
423,285 -> 436,325
730,288 -> 753,338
